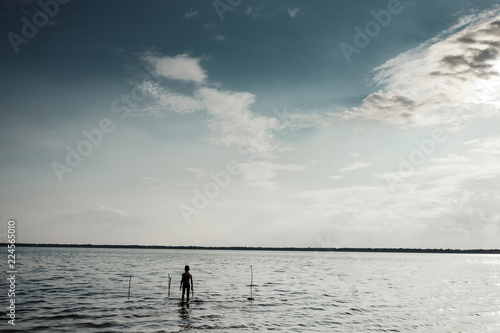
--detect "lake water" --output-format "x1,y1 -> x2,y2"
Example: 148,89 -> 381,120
1,247 -> 499,332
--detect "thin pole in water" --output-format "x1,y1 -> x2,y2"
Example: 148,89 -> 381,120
127,276 -> 132,301
247,265 -> 254,300
167,274 -> 172,298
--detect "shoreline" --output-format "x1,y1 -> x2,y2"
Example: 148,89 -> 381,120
3,243 -> 500,254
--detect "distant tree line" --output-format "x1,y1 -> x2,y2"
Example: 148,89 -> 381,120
2,243 -> 500,254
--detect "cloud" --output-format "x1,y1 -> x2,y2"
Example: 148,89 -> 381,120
238,161 -> 304,189
185,167 -> 206,179
95,203 -> 127,217
135,79 -> 202,115
457,189 -> 500,223
288,8 -> 300,18
58,204 -> 129,223
135,53 -> 285,158
183,9 -> 198,19
296,170 -> 500,248
339,161 -> 372,173
197,87 -> 283,158
141,176 -> 160,181
464,135 -> 500,156
342,12 -> 500,129
244,6 -> 266,19
429,154 -> 469,165
293,131 -> 500,247
35,204 -> 142,245
215,34 -> 225,41
272,107 -> 336,130
244,7 -> 254,15
143,53 -> 207,83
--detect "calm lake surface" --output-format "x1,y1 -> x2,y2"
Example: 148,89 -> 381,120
1,247 -> 499,332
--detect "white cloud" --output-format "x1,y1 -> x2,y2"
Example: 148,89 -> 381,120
95,203 -> 127,216
141,176 -> 160,181
185,167 -> 206,179
429,154 -> 469,164
342,12 -> 500,129
464,135 -> 500,155
339,161 -> 372,173
288,112 -> 334,129
136,53 -> 286,158
288,8 -> 300,18
296,170 -> 500,248
197,87 -> 283,158
238,161 -> 304,189
144,53 -> 207,83
215,34 -> 225,41
330,174 -> 344,180
135,79 -> 202,115
289,131 -> 500,247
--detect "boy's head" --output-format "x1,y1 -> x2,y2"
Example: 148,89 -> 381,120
185,265 -> 190,272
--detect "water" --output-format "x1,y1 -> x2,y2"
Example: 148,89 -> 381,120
1,247 -> 499,332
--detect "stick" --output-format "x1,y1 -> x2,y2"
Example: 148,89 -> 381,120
168,274 -> 171,298
248,265 -> 254,300
127,276 -> 132,301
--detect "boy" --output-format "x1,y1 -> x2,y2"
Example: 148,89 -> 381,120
180,265 -> 193,302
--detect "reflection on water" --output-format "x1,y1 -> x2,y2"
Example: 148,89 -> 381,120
1,247 -> 499,332
178,302 -> 192,332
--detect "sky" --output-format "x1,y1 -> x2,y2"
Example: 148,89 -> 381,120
1,0 -> 500,248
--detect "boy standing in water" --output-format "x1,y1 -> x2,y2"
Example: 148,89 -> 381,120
180,265 -> 193,302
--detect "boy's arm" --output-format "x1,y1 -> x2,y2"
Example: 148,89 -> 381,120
190,274 -> 193,290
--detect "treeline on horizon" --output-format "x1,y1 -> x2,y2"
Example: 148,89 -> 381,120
3,243 -> 500,254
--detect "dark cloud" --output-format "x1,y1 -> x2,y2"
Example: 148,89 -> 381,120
429,70 -> 470,80
438,46 -> 499,79
345,14 -> 500,128
393,96 -> 416,107
437,17 -> 500,79
364,93 -> 416,110
473,47 -> 498,63
456,37 -> 476,44
481,40 -> 500,47
441,55 -> 468,67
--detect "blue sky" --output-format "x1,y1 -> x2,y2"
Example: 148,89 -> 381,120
1,0 -> 500,248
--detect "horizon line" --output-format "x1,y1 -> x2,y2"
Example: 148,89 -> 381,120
4,243 -> 500,254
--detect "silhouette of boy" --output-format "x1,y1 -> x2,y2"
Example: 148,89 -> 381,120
180,265 -> 193,302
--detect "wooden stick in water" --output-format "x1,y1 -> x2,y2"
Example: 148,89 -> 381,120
248,265 -> 254,300
168,274 -> 172,298
127,276 -> 132,301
